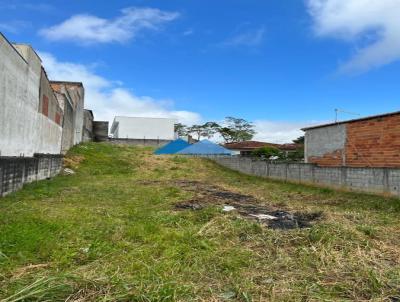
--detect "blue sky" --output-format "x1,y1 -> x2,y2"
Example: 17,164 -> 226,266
1,0 -> 400,142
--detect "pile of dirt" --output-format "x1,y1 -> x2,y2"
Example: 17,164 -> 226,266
139,180 -> 322,230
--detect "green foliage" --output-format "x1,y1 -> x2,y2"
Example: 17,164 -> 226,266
174,123 -> 188,137
252,146 -> 281,158
286,148 -> 305,161
218,117 -> 256,143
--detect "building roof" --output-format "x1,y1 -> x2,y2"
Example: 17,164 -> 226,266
224,141 -> 301,152
154,139 -> 191,155
224,141 -> 280,150
50,81 -> 83,87
84,109 -> 94,118
279,143 -> 300,151
302,110 -> 400,131
177,140 -> 232,155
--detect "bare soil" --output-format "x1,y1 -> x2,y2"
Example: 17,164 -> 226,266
140,180 -> 323,230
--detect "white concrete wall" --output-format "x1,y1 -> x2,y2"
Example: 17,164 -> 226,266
304,124 -> 346,163
0,34 -> 62,156
111,117 -> 176,140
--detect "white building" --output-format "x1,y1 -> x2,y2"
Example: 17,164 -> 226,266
110,116 -> 176,140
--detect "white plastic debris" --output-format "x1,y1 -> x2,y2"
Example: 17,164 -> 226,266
249,214 -> 278,220
63,168 -> 75,175
222,205 -> 236,212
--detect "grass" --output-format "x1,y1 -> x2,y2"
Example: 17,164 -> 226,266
0,142 -> 399,301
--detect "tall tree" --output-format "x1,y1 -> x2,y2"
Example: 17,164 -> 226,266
201,122 -> 220,139
218,117 -> 256,143
187,124 -> 204,140
174,123 -> 188,137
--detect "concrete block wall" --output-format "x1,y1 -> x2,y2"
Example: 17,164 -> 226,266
109,138 -> 171,147
211,157 -> 400,197
0,154 -> 63,197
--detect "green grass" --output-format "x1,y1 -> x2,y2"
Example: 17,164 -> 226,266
1,142 -> 400,301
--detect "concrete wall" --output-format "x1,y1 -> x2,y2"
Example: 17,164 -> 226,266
56,93 -> 75,154
93,121 -> 109,142
39,69 -> 63,126
108,138 -> 171,147
111,116 -> 175,140
50,82 -> 85,146
211,156 -> 400,197
305,124 -> 346,166
0,154 -> 63,197
0,34 -> 62,156
82,110 -> 94,142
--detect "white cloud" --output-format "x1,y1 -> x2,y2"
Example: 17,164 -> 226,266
253,120 -> 313,144
38,52 -> 201,125
307,0 -> 400,73
222,26 -> 265,47
39,7 -> 180,44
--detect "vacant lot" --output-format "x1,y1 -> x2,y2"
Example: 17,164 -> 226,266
1,143 -> 400,301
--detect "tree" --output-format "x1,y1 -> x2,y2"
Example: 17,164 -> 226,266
293,136 -> 305,145
252,146 -> 281,158
217,117 -> 256,143
187,124 -> 204,140
174,123 -> 188,137
201,122 -> 220,139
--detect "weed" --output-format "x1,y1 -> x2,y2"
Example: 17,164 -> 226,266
0,143 -> 399,301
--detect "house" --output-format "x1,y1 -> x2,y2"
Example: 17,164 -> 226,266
302,111 -> 400,167
224,141 -> 281,156
224,141 -> 301,157
110,116 -> 176,144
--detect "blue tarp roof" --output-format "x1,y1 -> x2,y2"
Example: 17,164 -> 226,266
176,139 -> 232,155
154,139 -> 191,155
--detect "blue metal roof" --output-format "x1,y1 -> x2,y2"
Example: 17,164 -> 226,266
154,139 -> 191,155
176,139 -> 233,155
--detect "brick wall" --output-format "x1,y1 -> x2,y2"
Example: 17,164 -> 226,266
346,115 -> 400,167
309,150 -> 344,167
306,114 -> 400,168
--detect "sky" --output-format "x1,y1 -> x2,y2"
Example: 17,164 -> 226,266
1,0 -> 400,143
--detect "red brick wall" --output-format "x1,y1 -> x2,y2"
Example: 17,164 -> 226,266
55,112 -> 61,126
308,150 -> 344,167
346,115 -> 400,167
42,95 -> 49,117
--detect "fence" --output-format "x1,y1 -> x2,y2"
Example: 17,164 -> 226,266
211,157 -> 400,197
0,154 -> 63,197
